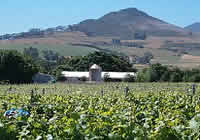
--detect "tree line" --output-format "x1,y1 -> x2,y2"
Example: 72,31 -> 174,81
1,48 -> 200,83
136,63 -> 200,82
0,49 -> 136,83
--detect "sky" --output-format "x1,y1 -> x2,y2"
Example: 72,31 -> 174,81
0,0 -> 199,35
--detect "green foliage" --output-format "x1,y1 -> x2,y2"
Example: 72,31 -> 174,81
0,44 -> 97,58
55,51 -> 136,72
0,50 -> 39,83
136,63 -> 200,82
0,83 -> 199,139
135,52 -> 154,64
36,59 -> 57,74
42,50 -> 59,61
169,68 -> 183,82
23,47 -> 39,59
0,127 -> 17,140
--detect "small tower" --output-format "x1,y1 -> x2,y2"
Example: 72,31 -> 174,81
89,64 -> 102,82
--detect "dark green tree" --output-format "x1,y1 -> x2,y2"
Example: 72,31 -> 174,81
0,50 -> 38,83
23,47 -> 39,59
42,50 -> 59,61
169,67 -> 183,82
62,51 -> 136,72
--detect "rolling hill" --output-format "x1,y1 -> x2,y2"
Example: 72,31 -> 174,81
185,22 -> 200,33
0,8 -> 200,68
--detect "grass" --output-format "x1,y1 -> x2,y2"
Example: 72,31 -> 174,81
0,43 -> 97,57
1,32 -> 200,68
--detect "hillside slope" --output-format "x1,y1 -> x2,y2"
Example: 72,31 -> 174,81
0,8 -> 200,68
185,22 -> 200,32
69,8 -> 188,39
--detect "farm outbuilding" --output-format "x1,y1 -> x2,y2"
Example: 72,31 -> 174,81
61,64 -> 135,82
89,64 -> 102,82
61,71 -> 135,82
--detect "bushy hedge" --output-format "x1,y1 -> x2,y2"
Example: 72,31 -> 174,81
136,63 -> 200,82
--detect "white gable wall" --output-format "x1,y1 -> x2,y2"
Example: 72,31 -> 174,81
61,71 -> 135,79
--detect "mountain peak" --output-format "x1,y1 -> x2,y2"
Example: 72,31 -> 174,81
119,8 -> 140,13
119,8 -> 149,16
101,8 -> 149,20
70,8 -> 187,39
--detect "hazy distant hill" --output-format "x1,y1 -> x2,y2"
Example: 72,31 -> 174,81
185,22 -> 200,32
69,8 -> 188,39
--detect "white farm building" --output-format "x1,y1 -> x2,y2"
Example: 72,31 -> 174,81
61,64 -> 135,82
62,71 -> 135,80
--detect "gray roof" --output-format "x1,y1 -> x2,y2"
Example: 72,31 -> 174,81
90,64 -> 102,70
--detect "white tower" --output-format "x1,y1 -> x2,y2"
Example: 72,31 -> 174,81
89,64 -> 102,82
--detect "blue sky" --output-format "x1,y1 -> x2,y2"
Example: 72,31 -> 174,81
0,0 -> 199,35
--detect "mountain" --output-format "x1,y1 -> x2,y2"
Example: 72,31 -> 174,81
1,8 -> 200,68
185,22 -> 200,32
0,26 -> 68,40
69,8 -> 188,39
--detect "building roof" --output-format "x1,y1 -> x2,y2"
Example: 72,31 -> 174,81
90,64 -> 102,70
62,72 -> 89,78
61,71 -> 135,79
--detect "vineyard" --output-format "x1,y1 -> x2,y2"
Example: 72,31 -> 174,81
0,83 -> 200,140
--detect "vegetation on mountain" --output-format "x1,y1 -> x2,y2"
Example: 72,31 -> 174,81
0,26 -> 68,40
131,52 -> 154,64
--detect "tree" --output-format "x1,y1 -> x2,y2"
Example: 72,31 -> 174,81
23,47 -> 39,59
136,63 -> 170,82
0,50 -> 38,83
169,67 -> 183,82
136,63 -> 200,83
134,52 -> 154,64
55,51 -> 136,72
42,50 -> 59,61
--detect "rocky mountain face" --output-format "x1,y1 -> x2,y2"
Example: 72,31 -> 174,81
69,8 -> 188,39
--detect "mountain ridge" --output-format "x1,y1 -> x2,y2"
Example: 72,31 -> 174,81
185,22 -> 200,32
69,8 -> 188,39
0,8 -> 191,41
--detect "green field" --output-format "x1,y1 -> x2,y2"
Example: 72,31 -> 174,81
1,40 -> 200,68
0,83 -> 200,139
0,43 -> 97,57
